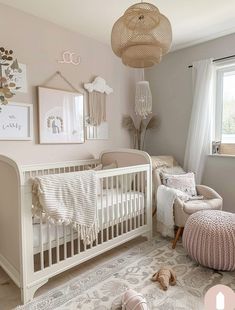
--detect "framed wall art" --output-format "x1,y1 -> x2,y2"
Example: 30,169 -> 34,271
38,87 -> 84,144
0,102 -> 33,140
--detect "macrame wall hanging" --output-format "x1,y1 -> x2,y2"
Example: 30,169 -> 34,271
84,76 -> 113,126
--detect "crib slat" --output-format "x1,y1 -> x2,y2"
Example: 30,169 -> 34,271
137,173 -> 140,228
141,171 -> 144,226
129,173 -> 132,232
56,224 -> 59,263
94,176 -> 98,247
71,225 -> 74,257
116,175 -> 119,237
133,174 -> 136,230
125,174 -> 128,232
64,224 -> 67,260
78,225 -> 81,254
144,171 -> 147,225
47,221 -> 52,267
100,178 -> 104,243
106,177 -> 109,241
121,175 -> 124,235
39,214 -> 44,270
111,176 -> 114,239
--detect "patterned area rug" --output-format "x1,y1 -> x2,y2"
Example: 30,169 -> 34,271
17,236 -> 235,310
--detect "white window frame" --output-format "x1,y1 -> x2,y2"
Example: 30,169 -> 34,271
215,62 -> 235,144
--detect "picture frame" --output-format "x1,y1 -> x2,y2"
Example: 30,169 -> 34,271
0,102 -> 33,140
38,87 -> 85,144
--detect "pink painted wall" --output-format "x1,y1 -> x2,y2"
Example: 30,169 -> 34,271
0,4 -> 136,164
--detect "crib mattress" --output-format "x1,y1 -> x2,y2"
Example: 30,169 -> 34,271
33,190 -> 145,249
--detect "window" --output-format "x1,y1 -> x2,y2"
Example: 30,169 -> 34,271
215,63 -> 235,155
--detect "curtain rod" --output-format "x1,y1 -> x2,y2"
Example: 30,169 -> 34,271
188,54 -> 235,68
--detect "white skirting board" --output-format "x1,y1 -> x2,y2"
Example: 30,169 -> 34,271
0,254 -> 20,287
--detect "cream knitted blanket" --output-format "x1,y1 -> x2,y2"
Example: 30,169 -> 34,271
32,170 -> 98,245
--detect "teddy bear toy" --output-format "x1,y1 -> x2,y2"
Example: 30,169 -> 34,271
151,266 -> 177,291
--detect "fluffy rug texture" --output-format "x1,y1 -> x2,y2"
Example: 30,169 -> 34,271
17,236 -> 235,310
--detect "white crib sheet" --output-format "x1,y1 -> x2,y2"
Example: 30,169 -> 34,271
33,189 -> 145,249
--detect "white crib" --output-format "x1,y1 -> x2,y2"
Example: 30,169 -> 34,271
0,149 -> 152,304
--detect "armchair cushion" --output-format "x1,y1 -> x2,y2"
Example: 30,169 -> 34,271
183,198 -> 222,215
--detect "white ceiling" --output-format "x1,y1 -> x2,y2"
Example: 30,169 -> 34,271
1,0 -> 235,51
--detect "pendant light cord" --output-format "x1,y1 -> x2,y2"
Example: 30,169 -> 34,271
141,0 -> 145,80
142,68 -> 145,81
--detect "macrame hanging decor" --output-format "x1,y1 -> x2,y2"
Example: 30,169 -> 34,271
84,77 -> 113,126
135,80 -> 152,118
111,2 -> 172,68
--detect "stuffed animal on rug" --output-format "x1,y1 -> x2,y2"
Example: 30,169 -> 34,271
111,289 -> 149,310
151,266 -> 177,291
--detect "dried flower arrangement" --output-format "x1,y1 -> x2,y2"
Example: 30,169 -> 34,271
122,114 -> 158,150
0,47 -> 21,105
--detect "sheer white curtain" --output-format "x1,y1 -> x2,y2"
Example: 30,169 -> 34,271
184,59 -> 215,183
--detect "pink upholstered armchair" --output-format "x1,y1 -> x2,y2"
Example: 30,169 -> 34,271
152,156 -> 223,248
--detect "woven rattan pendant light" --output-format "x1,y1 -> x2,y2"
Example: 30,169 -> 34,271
111,2 -> 172,68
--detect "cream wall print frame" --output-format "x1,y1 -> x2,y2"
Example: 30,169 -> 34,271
38,87 -> 84,144
0,102 -> 33,140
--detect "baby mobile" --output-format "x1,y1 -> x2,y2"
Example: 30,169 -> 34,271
0,46 -> 21,105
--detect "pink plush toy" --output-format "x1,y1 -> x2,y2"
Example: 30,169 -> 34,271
111,289 -> 149,310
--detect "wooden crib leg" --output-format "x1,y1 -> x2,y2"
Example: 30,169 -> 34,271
21,278 -> 49,304
142,231 -> 152,241
172,227 -> 184,249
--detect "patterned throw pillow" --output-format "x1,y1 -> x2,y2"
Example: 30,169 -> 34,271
161,172 -> 197,196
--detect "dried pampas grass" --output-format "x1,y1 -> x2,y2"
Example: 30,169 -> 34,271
146,115 -> 158,130
122,114 -> 158,150
122,115 -> 136,132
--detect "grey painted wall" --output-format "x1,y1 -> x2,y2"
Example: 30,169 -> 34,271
145,33 -> 235,213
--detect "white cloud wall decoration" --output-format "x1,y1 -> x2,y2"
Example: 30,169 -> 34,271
84,76 -> 113,95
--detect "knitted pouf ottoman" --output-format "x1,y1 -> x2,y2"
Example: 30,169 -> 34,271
183,210 -> 235,271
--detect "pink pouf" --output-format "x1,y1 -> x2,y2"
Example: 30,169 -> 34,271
183,210 -> 235,271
